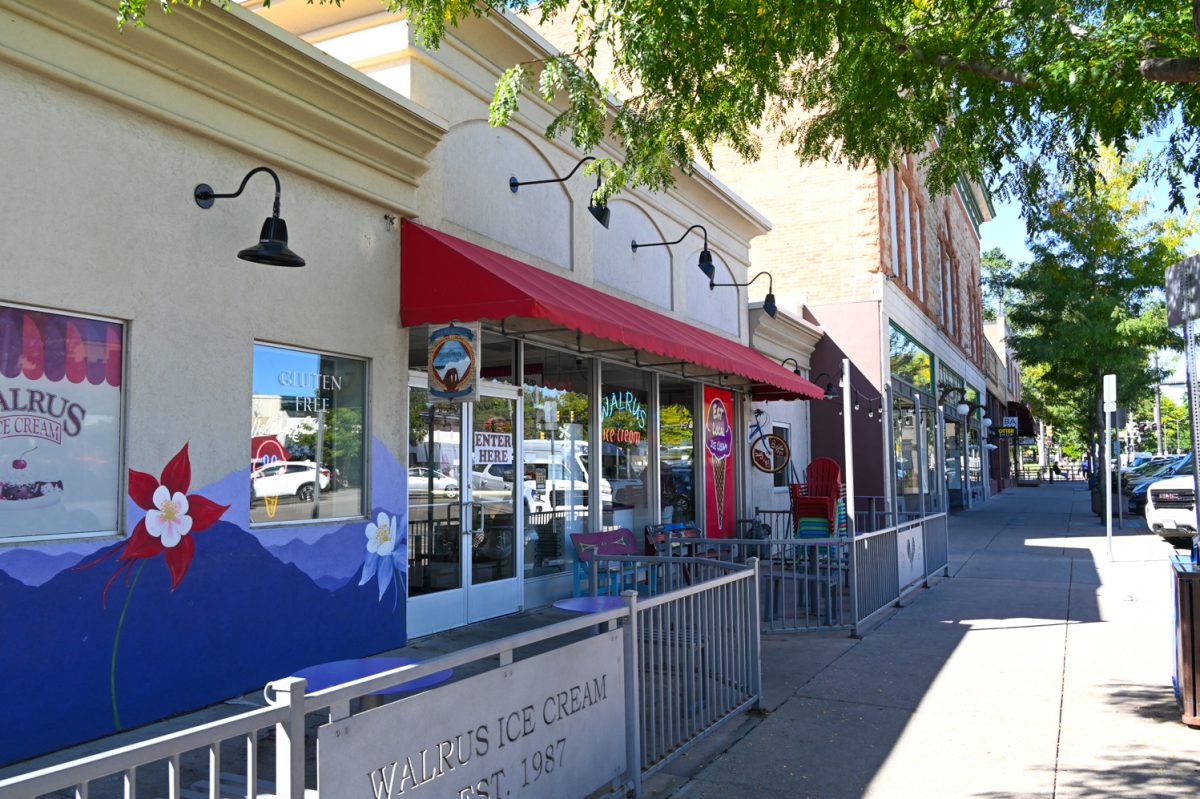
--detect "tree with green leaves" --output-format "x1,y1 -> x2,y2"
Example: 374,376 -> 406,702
119,0 -> 1200,210
1003,149 -> 1193,461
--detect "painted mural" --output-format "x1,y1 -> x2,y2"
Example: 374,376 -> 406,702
0,437 -> 408,766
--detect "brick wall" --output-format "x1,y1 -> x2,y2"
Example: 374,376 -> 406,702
709,148 -> 883,306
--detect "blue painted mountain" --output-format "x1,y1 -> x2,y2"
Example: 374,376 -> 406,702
0,520 -> 406,767
0,547 -> 85,586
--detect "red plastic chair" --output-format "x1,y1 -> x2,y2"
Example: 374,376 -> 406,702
790,458 -> 843,536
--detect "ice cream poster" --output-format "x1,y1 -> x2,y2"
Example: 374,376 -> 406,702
0,304 -> 123,541
428,322 -> 479,402
703,387 -> 734,536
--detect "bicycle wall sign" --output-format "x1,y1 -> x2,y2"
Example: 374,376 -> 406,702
748,410 -> 790,473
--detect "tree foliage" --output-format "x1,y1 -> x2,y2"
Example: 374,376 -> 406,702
1003,149 -> 1193,454
118,0 -> 1200,210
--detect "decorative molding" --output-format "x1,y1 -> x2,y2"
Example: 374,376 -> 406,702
0,0 -> 448,215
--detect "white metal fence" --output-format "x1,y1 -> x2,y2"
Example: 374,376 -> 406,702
0,557 -> 759,799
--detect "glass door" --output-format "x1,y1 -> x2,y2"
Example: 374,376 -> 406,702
467,390 -> 521,622
407,379 -> 523,636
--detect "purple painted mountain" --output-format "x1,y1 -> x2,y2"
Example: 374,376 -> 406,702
0,547 -> 86,587
264,519 -> 368,589
0,520 -> 405,767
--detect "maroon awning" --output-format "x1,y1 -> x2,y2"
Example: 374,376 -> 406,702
400,220 -> 822,400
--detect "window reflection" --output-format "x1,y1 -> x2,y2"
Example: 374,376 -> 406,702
251,344 -> 366,524
660,377 -> 696,525
602,364 -> 652,533
522,347 -> 592,577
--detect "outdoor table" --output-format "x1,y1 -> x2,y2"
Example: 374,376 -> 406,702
292,657 -> 453,714
552,595 -> 626,613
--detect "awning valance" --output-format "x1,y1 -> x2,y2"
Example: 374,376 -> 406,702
400,220 -> 822,400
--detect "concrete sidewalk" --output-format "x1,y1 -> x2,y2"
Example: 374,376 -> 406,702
644,481 -> 1200,798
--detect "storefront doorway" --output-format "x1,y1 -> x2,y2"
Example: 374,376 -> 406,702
407,376 -> 522,637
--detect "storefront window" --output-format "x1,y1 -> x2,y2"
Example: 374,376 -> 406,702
660,376 -> 696,525
889,323 -> 931,391
251,343 -> 366,525
602,364 -> 652,533
0,304 -> 123,542
772,424 -> 791,488
892,397 -> 920,516
522,345 -> 592,577
923,404 -> 940,513
408,387 -> 462,595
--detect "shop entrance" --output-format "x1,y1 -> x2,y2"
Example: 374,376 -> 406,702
407,378 -> 522,637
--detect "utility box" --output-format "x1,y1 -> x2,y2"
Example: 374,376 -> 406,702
1172,555 -> 1200,727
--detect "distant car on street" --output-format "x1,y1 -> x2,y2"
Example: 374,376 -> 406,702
1125,455 -> 1192,515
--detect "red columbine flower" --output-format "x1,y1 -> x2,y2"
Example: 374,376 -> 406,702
122,443 -> 229,590
78,443 -> 230,605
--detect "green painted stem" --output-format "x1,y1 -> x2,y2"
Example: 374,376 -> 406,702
110,560 -> 146,731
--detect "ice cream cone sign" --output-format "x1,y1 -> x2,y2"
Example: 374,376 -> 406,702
705,395 -> 733,532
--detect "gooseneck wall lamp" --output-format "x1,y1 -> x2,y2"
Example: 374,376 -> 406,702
632,223 -> 713,281
510,155 -> 610,228
710,270 -> 778,319
810,371 -> 840,401
194,166 -> 305,267
936,383 -> 992,426
781,357 -> 803,375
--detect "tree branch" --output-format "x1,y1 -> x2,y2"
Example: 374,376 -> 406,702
1138,56 -> 1200,82
898,42 -> 1035,87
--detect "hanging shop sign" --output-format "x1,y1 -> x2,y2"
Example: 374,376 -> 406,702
994,426 -> 1017,438
429,322 -> 480,402
0,304 -> 123,541
703,387 -> 734,536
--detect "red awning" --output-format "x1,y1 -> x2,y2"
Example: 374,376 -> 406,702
400,220 -> 822,400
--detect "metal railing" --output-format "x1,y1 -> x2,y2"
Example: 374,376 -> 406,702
0,556 -> 759,799
655,536 -> 852,633
853,513 -> 949,629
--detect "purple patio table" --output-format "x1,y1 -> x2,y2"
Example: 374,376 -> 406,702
552,595 -> 626,613
292,656 -> 452,700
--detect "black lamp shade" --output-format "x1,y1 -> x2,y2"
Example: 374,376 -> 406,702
239,216 -> 305,267
763,292 -> 778,318
698,249 -> 715,280
589,202 -> 611,228
824,384 -> 840,401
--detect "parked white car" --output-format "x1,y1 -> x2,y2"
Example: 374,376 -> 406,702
408,467 -> 459,496
251,460 -> 330,502
1144,475 -> 1197,541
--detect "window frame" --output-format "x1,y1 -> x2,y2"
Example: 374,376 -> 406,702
250,340 -> 371,529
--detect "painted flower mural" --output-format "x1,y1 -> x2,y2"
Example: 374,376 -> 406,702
75,442 -> 229,728
359,511 -> 406,606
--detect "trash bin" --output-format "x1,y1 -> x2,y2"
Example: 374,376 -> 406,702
1172,554 -> 1200,727
1090,473 -> 1123,516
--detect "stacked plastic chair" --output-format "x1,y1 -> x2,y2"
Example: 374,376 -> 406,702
790,457 -> 844,537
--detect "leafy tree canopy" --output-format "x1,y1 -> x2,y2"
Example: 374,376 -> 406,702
1003,148 -> 1194,451
120,0 -> 1200,210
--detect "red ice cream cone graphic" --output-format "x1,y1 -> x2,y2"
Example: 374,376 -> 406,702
705,398 -> 733,531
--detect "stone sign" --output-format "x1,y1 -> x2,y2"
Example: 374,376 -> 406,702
317,631 -> 626,799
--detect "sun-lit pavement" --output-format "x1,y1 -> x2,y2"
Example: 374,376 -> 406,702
648,481 -> 1200,798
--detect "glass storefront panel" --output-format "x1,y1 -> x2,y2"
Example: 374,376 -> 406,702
659,376 -> 696,525
922,404 -> 940,513
945,418 -> 963,509
251,343 -> 367,525
470,394 -> 517,584
889,323 -> 932,391
893,396 -> 920,515
407,387 -> 462,596
522,345 -> 592,577
601,364 -> 653,533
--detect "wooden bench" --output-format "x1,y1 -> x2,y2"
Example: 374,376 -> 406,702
569,528 -> 650,596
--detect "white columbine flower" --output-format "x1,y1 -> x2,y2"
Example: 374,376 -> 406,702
364,511 -> 398,557
145,484 -> 193,548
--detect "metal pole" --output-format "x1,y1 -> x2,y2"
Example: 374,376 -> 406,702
1187,321 -> 1200,541
1105,407 -> 1113,561
311,408 -> 325,519
621,590 -> 642,798
841,358 -> 856,528
1156,352 -> 1164,456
